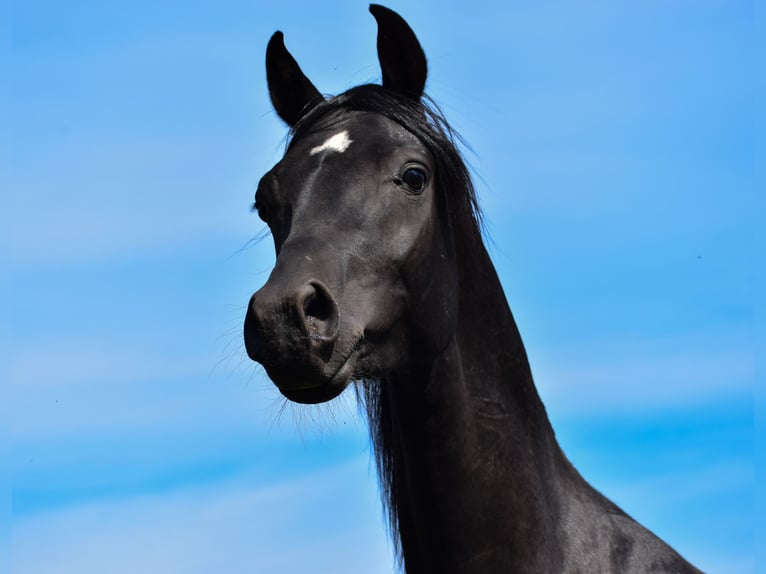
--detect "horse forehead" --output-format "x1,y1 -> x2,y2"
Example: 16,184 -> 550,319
298,112 -> 423,156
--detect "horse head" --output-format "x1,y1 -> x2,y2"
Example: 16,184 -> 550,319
244,5 -> 460,404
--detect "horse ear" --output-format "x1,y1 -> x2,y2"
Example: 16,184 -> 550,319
369,4 -> 427,100
266,31 -> 325,127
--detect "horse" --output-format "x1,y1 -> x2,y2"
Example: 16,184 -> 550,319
243,5 -> 701,573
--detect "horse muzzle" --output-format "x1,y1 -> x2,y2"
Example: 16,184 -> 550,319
244,278 -> 350,403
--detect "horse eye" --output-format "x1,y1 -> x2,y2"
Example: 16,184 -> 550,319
400,167 -> 428,193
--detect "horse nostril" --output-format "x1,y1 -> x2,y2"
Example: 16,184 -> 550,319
304,293 -> 330,326
298,281 -> 340,343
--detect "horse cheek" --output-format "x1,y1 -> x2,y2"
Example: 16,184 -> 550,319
403,220 -> 459,358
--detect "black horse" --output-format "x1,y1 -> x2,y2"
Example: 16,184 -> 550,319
244,5 -> 701,573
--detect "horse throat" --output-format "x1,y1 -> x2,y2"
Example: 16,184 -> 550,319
381,240 -> 568,572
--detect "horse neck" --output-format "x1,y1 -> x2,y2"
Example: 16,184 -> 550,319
386,238 -> 569,572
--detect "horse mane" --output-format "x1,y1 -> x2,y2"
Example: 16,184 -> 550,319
289,84 -> 484,562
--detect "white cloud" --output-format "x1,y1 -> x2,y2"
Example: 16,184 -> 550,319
8,188 -> 258,267
596,459 -> 753,574
613,462 -> 753,517
10,341 -> 250,439
10,335 -> 369,442
12,456 -> 396,574
11,342 -> 216,390
531,340 -> 752,415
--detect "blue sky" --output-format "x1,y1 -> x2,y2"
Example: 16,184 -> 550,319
7,1 -> 755,572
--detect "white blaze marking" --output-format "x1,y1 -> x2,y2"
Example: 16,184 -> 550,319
310,130 -> 353,156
